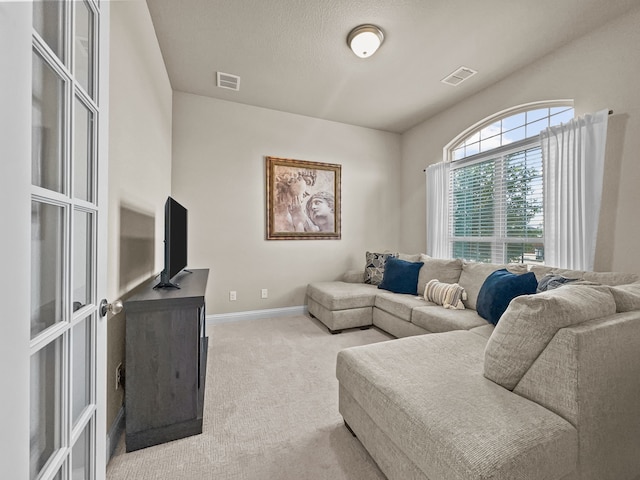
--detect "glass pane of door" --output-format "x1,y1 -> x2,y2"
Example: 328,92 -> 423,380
33,0 -> 65,63
31,201 -> 65,338
73,210 -> 92,310
72,422 -> 91,480
74,1 -> 94,97
30,337 -> 63,479
32,50 -> 65,193
73,98 -> 93,202
72,316 -> 92,426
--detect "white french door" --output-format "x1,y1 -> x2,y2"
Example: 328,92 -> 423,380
0,1 -> 108,479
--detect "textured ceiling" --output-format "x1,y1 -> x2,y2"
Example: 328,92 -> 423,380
145,0 -> 637,133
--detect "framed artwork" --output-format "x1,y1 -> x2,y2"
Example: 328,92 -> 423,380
266,156 -> 341,240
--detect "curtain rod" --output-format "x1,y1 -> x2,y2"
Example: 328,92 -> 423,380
423,109 -> 614,172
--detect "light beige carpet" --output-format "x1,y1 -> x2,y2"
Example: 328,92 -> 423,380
106,314 -> 392,480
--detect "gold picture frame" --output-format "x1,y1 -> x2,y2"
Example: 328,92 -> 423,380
266,156 -> 341,240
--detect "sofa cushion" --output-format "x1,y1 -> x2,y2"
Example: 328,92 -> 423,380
582,271 -> 639,286
417,255 -> 463,296
476,269 -> 538,325
529,265 -> 555,281
342,269 -> 365,283
411,305 -> 488,333
378,257 -> 424,295
373,307 -> 430,337
337,333 -> 578,480
397,252 -> 421,262
306,282 -> 378,310
374,291 -> 431,322
364,251 -> 397,285
609,283 -> 640,312
548,268 -> 586,280
423,279 -> 466,309
469,323 -> 495,339
530,265 -> 638,287
458,262 -> 528,310
484,284 -> 617,390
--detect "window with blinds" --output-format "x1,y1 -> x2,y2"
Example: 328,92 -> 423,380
450,142 -> 544,264
444,104 -> 574,265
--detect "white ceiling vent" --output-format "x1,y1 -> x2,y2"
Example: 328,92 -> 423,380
216,72 -> 240,91
441,66 -> 477,86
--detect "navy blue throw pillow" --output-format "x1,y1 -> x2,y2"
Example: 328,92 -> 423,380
476,269 -> 538,325
378,257 -> 424,295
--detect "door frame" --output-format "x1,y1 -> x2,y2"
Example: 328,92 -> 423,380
95,1 -> 110,476
0,3 -> 32,479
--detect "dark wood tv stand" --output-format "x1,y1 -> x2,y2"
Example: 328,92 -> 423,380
124,268 -> 209,452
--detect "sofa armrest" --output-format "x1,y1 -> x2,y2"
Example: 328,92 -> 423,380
513,310 -> 640,480
342,269 -> 365,283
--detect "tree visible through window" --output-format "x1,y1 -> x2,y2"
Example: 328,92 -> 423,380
448,105 -> 572,264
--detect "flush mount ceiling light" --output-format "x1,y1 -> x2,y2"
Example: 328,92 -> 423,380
347,24 -> 384,58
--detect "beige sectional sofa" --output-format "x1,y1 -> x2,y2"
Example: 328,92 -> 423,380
306,255 -> 640,480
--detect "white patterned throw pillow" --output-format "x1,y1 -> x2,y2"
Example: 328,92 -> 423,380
424,279 -> 467,310
364,251 -> 397,285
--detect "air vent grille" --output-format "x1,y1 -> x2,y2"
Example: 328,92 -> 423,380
216,72 -> 240,91
441,66 -> 477,86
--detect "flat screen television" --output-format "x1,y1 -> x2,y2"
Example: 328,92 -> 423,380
154,196 -> 188,289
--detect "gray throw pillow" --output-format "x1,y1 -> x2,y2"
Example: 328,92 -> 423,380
484,284 -> 616,390
536,274 -> 578,293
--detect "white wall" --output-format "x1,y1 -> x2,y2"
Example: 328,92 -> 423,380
400,5 -> 640,275
108,0 -> 173,299
107,0 -> 172,431
172,93 -> 402,314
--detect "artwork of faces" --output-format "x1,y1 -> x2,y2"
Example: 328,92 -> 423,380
267,157 -> 341,240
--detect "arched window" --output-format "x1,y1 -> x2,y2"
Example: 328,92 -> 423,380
441,101 -> 574,264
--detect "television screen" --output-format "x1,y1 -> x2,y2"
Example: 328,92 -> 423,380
155,196 -> 187,289
167,197 -> 187,279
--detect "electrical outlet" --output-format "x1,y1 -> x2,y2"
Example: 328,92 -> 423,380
261,288 -> 268,299
115,362 -> 123,390
229,290 -> 237,301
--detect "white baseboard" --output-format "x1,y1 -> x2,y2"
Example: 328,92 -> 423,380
207,305 -> 308,326
106,406 -> 125,461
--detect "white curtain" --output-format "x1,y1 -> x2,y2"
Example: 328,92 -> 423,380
540,109 -> 609,271
426,162 -> 450,258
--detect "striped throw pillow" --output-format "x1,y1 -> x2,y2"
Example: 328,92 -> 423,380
424,279 -> 467,310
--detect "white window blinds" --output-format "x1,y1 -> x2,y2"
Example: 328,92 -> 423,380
449,141 -> 544,264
